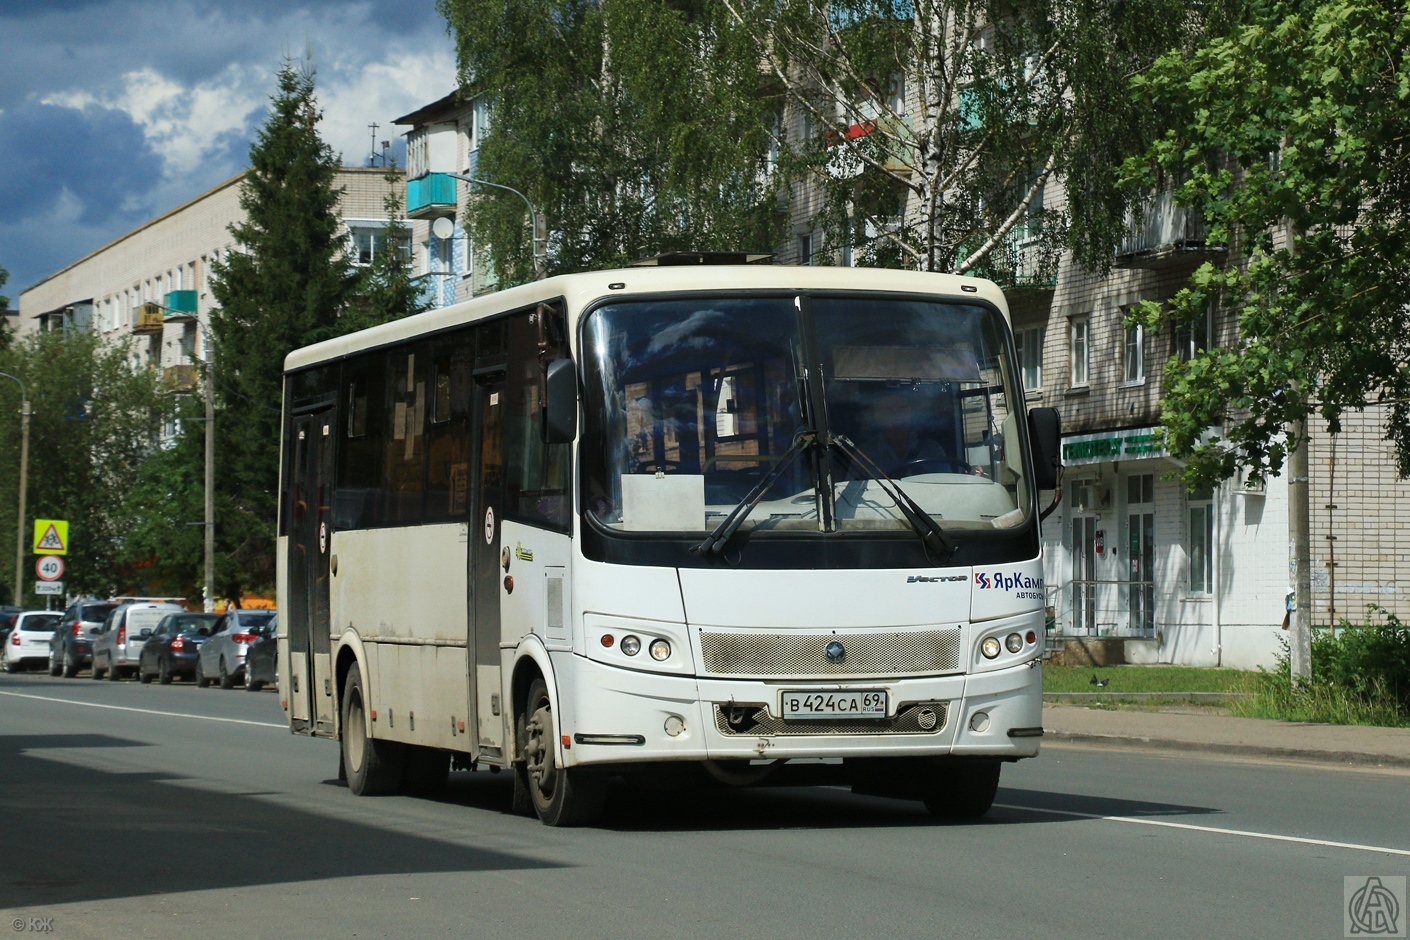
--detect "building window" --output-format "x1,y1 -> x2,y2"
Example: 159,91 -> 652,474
1176,304 -> 1213,362
1123,319 -> 1145,384
1188,485 -> 1214,594
1015,326 -> 1044,391
347,221 -> 412,267
1069,316 -> 1089,387
798,233 -> 813,265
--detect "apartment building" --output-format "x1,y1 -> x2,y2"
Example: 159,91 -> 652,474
391,90 -> 494,309
391,77 -> 1407,667
18,167 -> 401,391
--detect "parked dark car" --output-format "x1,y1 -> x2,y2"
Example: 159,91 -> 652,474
49,599 -> 120,677
0,606 -> 22,647
92,602 -> 183,680
242,614 -> 278,691
138,613 -> 222,684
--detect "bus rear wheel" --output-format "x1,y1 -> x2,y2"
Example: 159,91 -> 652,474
341,662 -> 405,796
920,760 -> 1002,819
518,677 -> 604,827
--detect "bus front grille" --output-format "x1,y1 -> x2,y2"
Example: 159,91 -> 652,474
698,629 -> 962,677
713,702 -> 948,736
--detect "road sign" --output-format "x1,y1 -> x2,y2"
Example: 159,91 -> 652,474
35,581 -> 63,596
36,555 -> 64,581
33,519 -> 69,555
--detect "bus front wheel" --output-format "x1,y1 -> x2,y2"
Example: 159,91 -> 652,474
518,677 -> 605,826
921,760 -> 1001,819
341,662 -> 405,796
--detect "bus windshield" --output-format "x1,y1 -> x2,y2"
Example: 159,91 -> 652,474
582,293 -> 1029,538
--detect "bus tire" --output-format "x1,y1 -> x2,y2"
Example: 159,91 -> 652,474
341,662 -> 404,796
921,760 -> 1001,819
402,746 -> 450,797
518,677 -> 605,827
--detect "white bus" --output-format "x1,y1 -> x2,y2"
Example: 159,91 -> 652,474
278,260 -> 1060,826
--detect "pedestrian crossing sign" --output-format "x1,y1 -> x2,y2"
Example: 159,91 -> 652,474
33,520 -> 68,555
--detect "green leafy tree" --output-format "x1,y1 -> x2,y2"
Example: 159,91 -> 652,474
722,0 -> 1219,275
0,331 -> 168,605
1125,0 -> 1410,486
207,57 -> 358,598
438,0 -> 786,283
0,264 -> 12,354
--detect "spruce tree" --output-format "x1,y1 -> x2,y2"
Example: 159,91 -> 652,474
347,161 -> 430,330
208,57 -> 356,598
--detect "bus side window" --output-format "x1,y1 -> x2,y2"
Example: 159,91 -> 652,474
425,327 -> 473,520
504,306 -> 570,531
335,351 -> 386,529
383,343 -> 427,526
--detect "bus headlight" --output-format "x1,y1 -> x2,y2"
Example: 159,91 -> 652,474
649,639 -> 671,661
1005,633 -> 1024,653
620,635 -> 642,656
981,637 -> 1002,659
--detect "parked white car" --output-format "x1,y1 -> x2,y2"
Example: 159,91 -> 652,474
91,602 -> 184,680
2,611 -> 62,672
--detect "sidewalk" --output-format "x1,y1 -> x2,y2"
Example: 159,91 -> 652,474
1042,703 -> 1410,769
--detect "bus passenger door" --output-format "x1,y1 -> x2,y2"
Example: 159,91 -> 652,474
287,417 -> 315,730
308,408 -> 337,734
470,371 -> 507,760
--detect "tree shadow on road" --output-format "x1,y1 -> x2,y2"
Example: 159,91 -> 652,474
0,733 -> 561,909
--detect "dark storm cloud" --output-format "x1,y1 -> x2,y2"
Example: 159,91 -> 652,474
0,101 -> 164,225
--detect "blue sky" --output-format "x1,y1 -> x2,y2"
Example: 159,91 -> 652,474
0,0 -> 458,298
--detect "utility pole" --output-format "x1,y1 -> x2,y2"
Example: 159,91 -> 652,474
203,334 -> 216,613
1288,419 -> 1312,681
0,373 -> 29,609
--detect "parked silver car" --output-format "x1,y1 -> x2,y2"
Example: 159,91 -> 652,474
91,602 -> 184,680
196,609 -> 277,689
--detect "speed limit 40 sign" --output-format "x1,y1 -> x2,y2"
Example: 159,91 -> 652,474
36,555 -> 64,581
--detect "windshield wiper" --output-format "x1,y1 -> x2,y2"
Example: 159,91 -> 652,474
695,430 -> 817,556
828,434 -> 956,558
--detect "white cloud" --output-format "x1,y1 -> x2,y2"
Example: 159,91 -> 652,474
318,48 -> 458,164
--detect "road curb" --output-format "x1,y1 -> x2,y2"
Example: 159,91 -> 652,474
1043,692 -> 1251,704
1044,730 -> 1410,770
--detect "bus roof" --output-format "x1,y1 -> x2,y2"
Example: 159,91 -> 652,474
283,264 -> 1010,373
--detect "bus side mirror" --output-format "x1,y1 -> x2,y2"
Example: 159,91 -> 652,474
543,358 -> 578,444
1027,407 -> 1061,490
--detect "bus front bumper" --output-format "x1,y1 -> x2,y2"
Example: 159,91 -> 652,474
551,652 -> 1043,768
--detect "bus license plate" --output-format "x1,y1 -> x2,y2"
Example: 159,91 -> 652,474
781,690 -> 887,720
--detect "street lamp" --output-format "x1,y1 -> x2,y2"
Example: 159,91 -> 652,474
446,172 -> 547,280
0,373 -> 30,608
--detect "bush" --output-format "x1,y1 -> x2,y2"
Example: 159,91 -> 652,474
1240,606 -> 1410,727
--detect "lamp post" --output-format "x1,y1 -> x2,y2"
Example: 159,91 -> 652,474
446,172 -> 546,280
0,373 -> 30,608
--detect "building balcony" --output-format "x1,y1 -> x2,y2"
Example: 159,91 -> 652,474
163,364 -> 198,392
1114,192 -> 1227,269
406,172 -> 457,220
958,222 -> 1057,295
163,290 -> 198,322
133,302 -> 165,334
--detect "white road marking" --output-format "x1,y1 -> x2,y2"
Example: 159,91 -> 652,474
995,802 -> 1410,858
0,689 -> 286,729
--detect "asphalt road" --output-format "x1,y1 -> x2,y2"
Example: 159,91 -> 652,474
1,668 -> 1407,940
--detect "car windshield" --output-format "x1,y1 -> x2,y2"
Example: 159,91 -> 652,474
236,611 -> 276,628
81,604 -> 117,623
21,615 -> 60,631
170,615 -> 219,636
582,294 -> 1028,537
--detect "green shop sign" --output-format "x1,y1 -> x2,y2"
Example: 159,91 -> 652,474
1061,427 -> 1167,466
